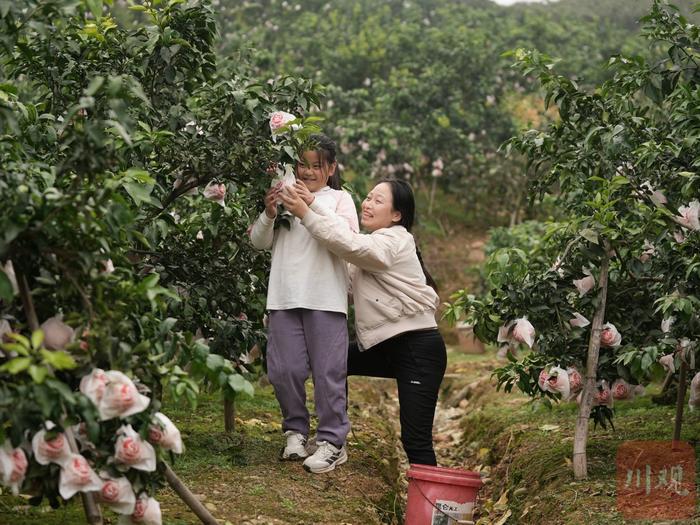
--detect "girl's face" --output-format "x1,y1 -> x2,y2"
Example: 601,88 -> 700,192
361,183 -> 402,232
296,150 -> 335,193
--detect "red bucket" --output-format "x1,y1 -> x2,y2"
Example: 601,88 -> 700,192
405,464 -> 483,525
410,463 -> 482,479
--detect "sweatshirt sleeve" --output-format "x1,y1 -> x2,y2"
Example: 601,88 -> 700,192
249,211 -> 275,250
309,191 -> 359,233
300,209 -> 398,272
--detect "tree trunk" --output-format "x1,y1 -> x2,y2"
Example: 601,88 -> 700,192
224,396 -> 235,433
428,177 -> 437,216
672,358 -> 688,450
17,270 -> 39,332
572,241 -> 611,480
16,267 -> 103,524
660,369 -> 674,394
162,462 -> 218,525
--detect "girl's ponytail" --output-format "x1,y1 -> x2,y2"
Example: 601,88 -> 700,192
327,169 -> 342,190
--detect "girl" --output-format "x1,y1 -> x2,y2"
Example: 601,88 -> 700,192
280,178 -> 447,466
249,135 -> 358,473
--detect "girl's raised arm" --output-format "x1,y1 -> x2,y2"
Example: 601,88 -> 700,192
249,188 -> 278,250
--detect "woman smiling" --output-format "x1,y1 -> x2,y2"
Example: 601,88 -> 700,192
280,179 -> 447,466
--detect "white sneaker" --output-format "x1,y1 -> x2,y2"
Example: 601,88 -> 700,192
302,441 -> 347,473
279,431 -> 309,461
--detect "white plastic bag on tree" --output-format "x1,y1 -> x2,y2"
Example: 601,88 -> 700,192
545,366 -> 570,400
689,372 -> 700,411
537,368 -> 549,392
512,317 -> 536,348
0,441 -> 27,495
611,378 -> 635,401
269,111 -> 299,142
659,354 -> 676,374
41,315 -> 75,350
593,379 -> 613,407
98,475 -> 136,515
567,367 -> 583,399
32,421 -> 71,467
0,319 -> 12,346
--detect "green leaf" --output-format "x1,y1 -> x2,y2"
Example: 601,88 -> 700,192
123,181 -> 154,206
132,231 -> 152,249
579,228 -> 599,244
228,373 -> 254,397
6,332 -> 30,349
28,365 -> 49,384
31,329 -> 44,350
85,76 -> 104,96
46,378 -> 76,404
206,353 -> 225,371
0,271 -> 13,303
175,382 -> 186,396
40,349 -> 77,370
141,273 -> 159,289
0,357 -> 31,374
108,120 -> 133,145
0,342 -> 30,356
85,0 -> 103,19
0,1 -> 11,18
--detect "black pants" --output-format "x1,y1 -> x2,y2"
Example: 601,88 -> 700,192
348,328 -> 447,466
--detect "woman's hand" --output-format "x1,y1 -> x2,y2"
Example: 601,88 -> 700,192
293,181 -> 315,206
264,187 -> 279,219
280,185 -> 310,219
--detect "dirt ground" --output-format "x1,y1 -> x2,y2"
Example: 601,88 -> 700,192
156,376 -> 406,525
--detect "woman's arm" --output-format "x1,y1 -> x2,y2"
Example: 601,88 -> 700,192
280,187 -> 397,271
293,182 -> 359,233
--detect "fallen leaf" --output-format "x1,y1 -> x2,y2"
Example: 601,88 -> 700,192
494,509 -> 512,525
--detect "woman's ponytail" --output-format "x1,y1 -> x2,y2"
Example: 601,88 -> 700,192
416,247 -> 438,293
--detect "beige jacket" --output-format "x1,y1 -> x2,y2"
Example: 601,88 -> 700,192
301,208 -> 439,349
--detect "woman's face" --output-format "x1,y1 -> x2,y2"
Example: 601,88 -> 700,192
296,150 -> 334,192
361,183 -> 402,232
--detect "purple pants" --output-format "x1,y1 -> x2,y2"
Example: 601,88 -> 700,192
266,309 -> 350,447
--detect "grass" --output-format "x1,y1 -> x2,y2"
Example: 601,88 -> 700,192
445,349 -> 700,524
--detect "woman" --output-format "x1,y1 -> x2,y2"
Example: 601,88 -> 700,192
280,178 -> 447,466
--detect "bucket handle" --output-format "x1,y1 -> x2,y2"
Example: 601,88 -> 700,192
412,478 -> 476,525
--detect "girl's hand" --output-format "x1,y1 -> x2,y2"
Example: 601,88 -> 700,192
293,181 -> 315,206
264,187 -> 279,218
280,186 -> 310,219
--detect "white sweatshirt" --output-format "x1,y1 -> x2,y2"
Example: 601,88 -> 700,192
249,186 -> 359,314
300,211 -> 439,349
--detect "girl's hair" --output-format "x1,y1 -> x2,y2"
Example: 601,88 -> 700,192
377,178 -> 438,292
308,133 -> 342,190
